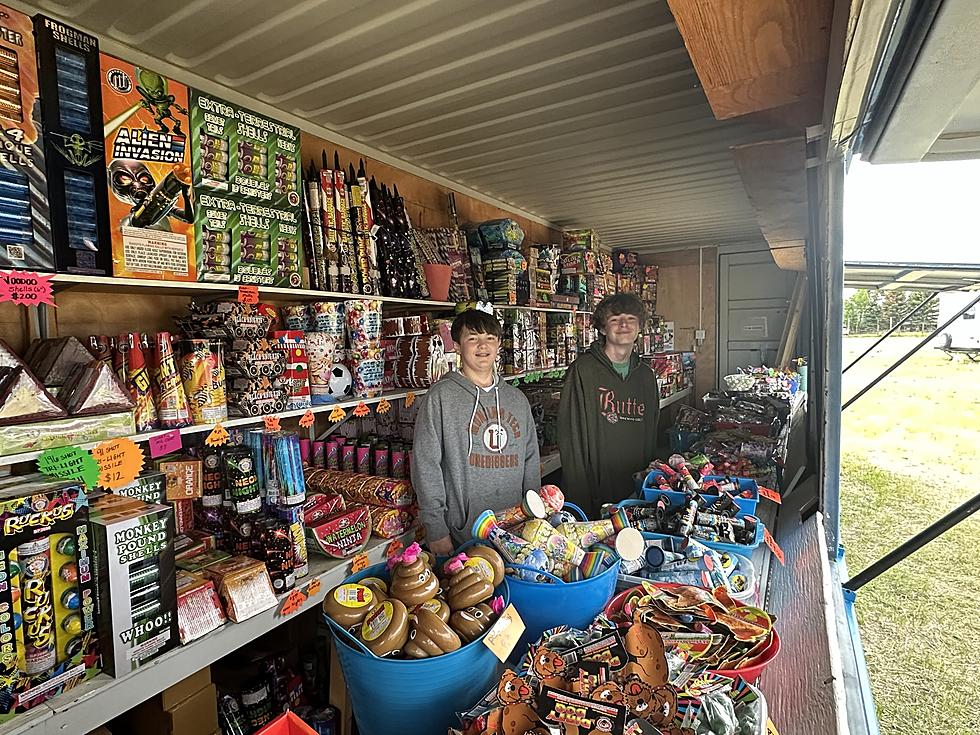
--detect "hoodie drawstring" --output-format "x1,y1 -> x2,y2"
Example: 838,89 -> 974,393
493,384 -> 502,453
466,377 -> 504,457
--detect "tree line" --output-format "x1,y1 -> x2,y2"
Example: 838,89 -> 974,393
844,289 -> 939,334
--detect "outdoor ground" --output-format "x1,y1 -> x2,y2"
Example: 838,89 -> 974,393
841,336 -> 980,735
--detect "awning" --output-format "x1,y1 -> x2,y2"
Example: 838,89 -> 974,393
844,261 -> 980,291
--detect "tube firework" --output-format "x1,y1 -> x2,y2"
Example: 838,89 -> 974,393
18,537 -> 57,674
471,510 -> 551,581
275,433 -> 306,506
518,519 -> 586,566
153,332 -> 192,428
88,335 -> 113,368
276,505 -> 308,578
179,339 -> 228,424
126,333 -> 159,432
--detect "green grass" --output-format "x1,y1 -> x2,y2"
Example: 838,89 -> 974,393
841,336 -> 980,735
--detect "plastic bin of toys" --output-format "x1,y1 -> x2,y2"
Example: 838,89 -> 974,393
638,469 -> 761,517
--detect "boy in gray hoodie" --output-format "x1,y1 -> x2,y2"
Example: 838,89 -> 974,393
412,309 -> 541,553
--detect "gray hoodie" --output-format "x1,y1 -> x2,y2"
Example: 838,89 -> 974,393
411,371 -> 541,546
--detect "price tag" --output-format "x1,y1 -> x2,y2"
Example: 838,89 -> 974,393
375,399 -> 391,415
205,423 -> 230,446
758,486 -> 782,504
404,392 -> 416,408
482,604 -> 526,662
299,409 -> 315,428
307,578 -> 321,596
149,429 -> 182,459
351,553 -> 370,573
353,402 -> 370,418
264,415 -> 281,432
0,270 -> 56,307
385,540 -> 404,560
92,437 -> 144,490
328,406 -> 346,422
37,446 -> 100,488
238,285 -> 258,304
763,527 -> 786,565
767,719 -> 780,735
275,576 -> 323,617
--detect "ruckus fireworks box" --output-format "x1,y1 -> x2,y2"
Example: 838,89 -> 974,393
0,5 -> 53,271
88,493 -> 179,677
100,53 -> 195,281
0,476 -> 99,723
33,15 -> 112,275
195,191 -> 302,287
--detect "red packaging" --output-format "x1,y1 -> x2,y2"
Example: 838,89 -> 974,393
306,505 -> 371,558
176,571 -> 227,644
171,499 -> 194,534
303,492 -> 346,526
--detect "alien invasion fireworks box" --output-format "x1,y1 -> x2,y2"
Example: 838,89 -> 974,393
189,89 -> 302,288
100,54 -> 195,281
34,15 -> 112,276
0,5 -> 53,271
88,493 -> 179,677
0,477 -> 100,723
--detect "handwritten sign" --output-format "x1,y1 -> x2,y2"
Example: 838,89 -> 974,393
328,406 -> 346,422
0,271 -> 55,307
404,392 -> 416,408
350,553 -> 370,573
299,410 -> 315,428
274,576 -> 323,618
352,402 -> 370,418
263,415 -> 281,432
149,429 -> 182,459
763,527 -> 786,565
385,540 -> 404,560
205,423 -> 230,446
375,399 -> 391,415
238,285 -> 258,304
483,604 -> 526,662
758,486 -> 782,504
92,437 -> 144,490
37,446 -> 100,488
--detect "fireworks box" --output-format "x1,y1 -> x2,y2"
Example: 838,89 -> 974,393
33,14 -> 112,275
114,471 -> 167,505
0,476 -> 99,722
0,5 -> 53,271
88,493 -> 179,677
194,191 -> 302,287
100,54 -> 196,281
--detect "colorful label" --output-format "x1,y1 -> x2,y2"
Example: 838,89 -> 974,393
361,600 -> 393,642
332,583 -> 373,608
464,557 -> 494,582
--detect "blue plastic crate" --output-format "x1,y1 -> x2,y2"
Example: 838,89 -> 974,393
638,469 -> 760,517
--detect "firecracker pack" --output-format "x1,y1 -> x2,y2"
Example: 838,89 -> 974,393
0,5 -> 53,271
271,331 -> 311,410
100,53 -> 196,280
34,14 -> 112,275
88,493 -> 178,676
225,338 -> 287,379
0,476 -> 99,722
227,376 -> 289,417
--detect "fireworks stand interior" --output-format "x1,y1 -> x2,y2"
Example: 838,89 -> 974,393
0,0 -> 965,734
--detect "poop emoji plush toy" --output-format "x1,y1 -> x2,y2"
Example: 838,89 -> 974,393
388,542 -> 439,607
615,609 -> 670,686
623,674 -> 678,726
497,669 -> 539,735
530,646 -> 570,690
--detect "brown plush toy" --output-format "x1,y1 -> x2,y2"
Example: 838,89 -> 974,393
530,646 -> 570,691
497,669 -> 540,735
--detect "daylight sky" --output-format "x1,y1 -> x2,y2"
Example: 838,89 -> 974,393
844,158 -> 980,264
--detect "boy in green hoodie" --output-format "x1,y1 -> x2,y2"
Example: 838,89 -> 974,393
412,309 -> 541,554
557,293 -> 660,517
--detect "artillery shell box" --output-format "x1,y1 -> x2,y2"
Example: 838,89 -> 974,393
88,493 -> 179,676
0,4 -> 53,271
34,14 -> 111,275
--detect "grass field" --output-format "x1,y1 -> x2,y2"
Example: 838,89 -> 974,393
841,336 -> 980,735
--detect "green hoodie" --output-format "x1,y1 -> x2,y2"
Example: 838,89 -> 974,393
557,342 -> 660,517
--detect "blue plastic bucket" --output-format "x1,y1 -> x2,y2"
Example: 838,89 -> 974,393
325,561 -> 508,735
638,470 -> 760,516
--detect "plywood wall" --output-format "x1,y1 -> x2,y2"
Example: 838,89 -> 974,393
648,247 -> 718,401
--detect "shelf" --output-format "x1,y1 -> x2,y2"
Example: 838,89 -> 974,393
0,531 -> 413,735
540,452 -> 562,477
659,387 -> 693,409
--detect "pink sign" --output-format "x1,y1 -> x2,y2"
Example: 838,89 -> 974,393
0,271 -> 56,307
149,429 -> 182,458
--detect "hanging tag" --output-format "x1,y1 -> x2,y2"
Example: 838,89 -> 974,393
307,578 -> 321,596
351,553 -> 370,573
385,540 -> 404,560
404,392 -> 416,408
353,402 -> 370,418
92,438 -> 144,490
767,719 -> 780,735
299,410 -> 316,428
328,406 -> 346,422
264,415 -> 281,432
758,486 -> 782,504
482,604 -> 526,662
763,527 -> 785,565
0,270 -> 56,306
238,285 -> 258,304
206,423 -> 230,446
149,429 -> 182,459
376,399 -> 391,415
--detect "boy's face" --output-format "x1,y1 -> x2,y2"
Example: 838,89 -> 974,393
458,326 -> 500,373
602,311 -> 641,347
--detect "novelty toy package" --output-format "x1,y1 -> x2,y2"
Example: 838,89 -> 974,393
0,476 -> 100,723
100,54 -> 195,280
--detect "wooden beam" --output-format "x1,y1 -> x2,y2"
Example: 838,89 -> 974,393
667,0 -> 833,121
732,138 -> 809,271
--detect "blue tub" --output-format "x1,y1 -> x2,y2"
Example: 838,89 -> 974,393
325,560 -> 508,735
638,470 -> 760,516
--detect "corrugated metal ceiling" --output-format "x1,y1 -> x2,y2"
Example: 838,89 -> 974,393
33,0 -> 785,251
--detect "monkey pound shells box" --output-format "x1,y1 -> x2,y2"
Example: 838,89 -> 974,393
100,54 -> 196,281
88,493 -> 179,676
0,476 -> 100,723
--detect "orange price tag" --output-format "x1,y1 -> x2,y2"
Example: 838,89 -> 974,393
238,285 -> 258,304
404,392 -> 416,408
763,527 -> 785,565
264,415 -> 281,432
307,577 -> 321,597
276,589 -> 306,617
205,423 -> 230,446
385,540 -> 404,560
92,437 -> 144,490
758,486 -> 782,504
352,402 -> 370,418
351,553 -> 370,573
328,406 -> 346,422
299,409 -> 315,428
375,399 -> 391,415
